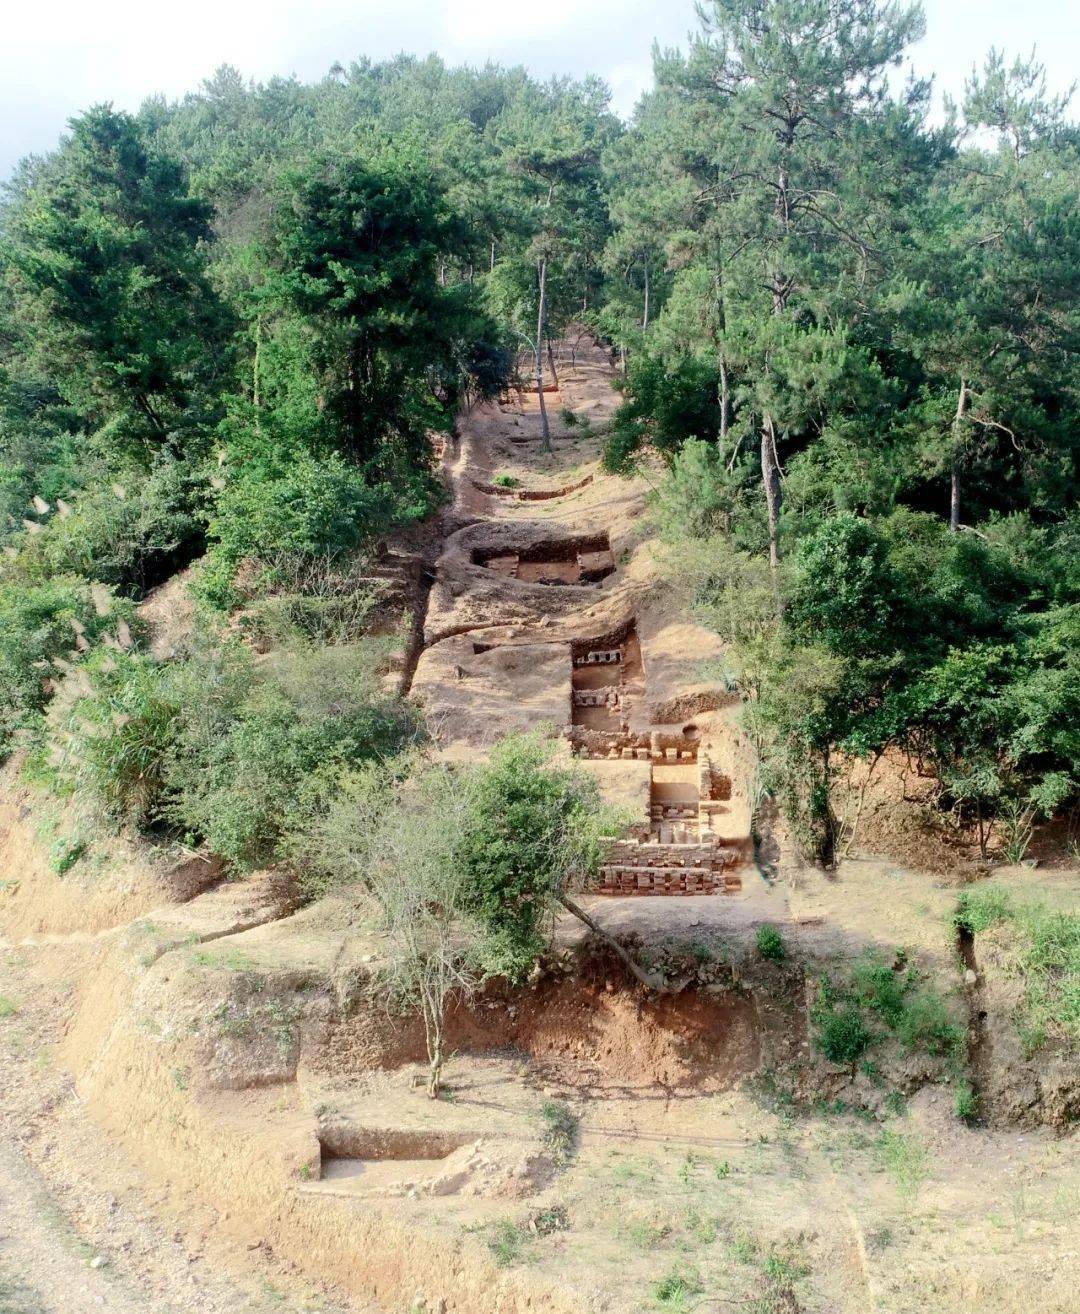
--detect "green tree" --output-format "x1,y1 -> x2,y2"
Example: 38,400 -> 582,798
457,733 -> 661,988
3,107 -> 228,449
264,149 -> 505,483
647,0 -> 928,570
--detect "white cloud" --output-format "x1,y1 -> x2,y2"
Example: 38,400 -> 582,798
2,0 -> 1076,179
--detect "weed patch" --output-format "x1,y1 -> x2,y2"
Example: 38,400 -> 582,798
539,1099 -> 578,1164
876,1128 -> 930,1199
756,925 -> 786,961
952,892 -> 1080,1050
653,1267 -> 703,1309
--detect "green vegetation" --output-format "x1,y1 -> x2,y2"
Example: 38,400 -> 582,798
755,925 -> 785,962
955,889 -> 1080,1051
814,1003 -> 873,1068
0,7 -> 1074,867
653,1267 -> 703,1310
813,953 -> 965,1075
539,1099 -> 579,1164
0,2 -> 1074,1163
875,1128 -> 931,1200
605,6 -> 1079,863
40,635 -> 417,866
486,1218 -> 531,1267
287,732 -> 626,1092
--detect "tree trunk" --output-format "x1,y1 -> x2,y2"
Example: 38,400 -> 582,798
950,379 -> 969,533
642,260 -> 650,331
719,354 -> 730,446
490,240 -> 496,272
547,338 -> 559,390
761,413 -> 782,573
536,256 -> 551,452
423,991 -> 444,1099
557,893 -> 666,991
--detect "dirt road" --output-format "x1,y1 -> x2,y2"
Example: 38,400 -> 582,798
0,1136 -> 168,1314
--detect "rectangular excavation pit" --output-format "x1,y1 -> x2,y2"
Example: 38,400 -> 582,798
570,621 -> 643,732
473,534 -> 615,586
317,1126 -> 475,1184
650,764 -> 701,837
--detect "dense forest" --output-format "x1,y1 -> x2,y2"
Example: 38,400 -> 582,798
1,0 -> 1077,872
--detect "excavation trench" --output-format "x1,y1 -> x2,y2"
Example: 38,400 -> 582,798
331,953 -> 766,1094
472,533 -> 615,585
957,923 -> 993,1114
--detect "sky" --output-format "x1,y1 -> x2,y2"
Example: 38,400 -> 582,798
3,0 -> 1077,180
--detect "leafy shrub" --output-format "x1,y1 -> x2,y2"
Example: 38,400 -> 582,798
755,925 -> 786,961
493,473 -> 520,488
814,1003 -> 873,1066
232,550 -> 387,649
45,632 -> 419,867
604,353 -> 720,474
651,438 -> 740,542
457,732 -> 615,980
895,990 -> 965,1059
851,955 -> 913,1028
559,407 -> 579,427
199,452 -> 396,608
47,649 -> 180,828
28,459 -> 205,596
0,576 -> 134,757
167,643 -> 418,868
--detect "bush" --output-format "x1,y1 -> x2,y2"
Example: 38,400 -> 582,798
28,459 -> 205,596
457,732 -> 614,980
0,576 -> 134,757
199,452 -> 396,608
895,990 -> 965,1059
167,643 -> 418,868
47,649 -> 179,828
45,632 -> 419,867
756,925 -> 786,961
815,1003 -> 873,1066
851,955 -> 913,1028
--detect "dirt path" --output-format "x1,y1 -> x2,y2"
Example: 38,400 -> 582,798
0,1136 -> 175,1314
0,941 -> 367,1314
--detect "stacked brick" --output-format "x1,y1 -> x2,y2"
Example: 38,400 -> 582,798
597,839 -> 741,897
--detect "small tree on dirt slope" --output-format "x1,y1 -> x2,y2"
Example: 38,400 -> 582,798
340,762 -> 491,1098
458,732 -> 663,990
